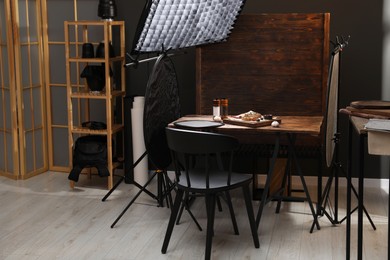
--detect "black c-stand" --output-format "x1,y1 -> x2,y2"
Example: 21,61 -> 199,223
311,36 -> 376,231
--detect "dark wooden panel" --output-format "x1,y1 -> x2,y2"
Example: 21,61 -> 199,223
196,13 -> 330,119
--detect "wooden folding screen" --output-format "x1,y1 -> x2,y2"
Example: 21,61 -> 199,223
0,0 -> 48,179
0,0 -> 98,179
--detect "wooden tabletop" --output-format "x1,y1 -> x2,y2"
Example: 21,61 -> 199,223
350,116 -> 369,135
173,115 -> 323,136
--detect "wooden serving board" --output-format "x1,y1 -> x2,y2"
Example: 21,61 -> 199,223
346,106 -> 390,118
223,116 -> 281,128
350,100 -> 390,109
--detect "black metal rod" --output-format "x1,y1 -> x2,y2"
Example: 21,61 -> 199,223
288,133 -> 320,231
102,151 -> 148,201
357,132 -> 365,260
256,134 -> 280,228
124,52 -> 186,67
346,119 -> 352,260
111,171 -> 158,228
337,174 -> 376,230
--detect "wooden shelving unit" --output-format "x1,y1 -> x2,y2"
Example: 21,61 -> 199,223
64,20 -> 125,189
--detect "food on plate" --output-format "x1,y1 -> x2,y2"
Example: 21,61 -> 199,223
241,110 -> 261,121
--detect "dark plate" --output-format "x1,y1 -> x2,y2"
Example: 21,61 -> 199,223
174,120 -> 224,129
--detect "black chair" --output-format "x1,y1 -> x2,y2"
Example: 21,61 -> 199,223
161,127 -> 259,260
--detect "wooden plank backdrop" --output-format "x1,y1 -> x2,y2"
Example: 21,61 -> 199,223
196,13 -> 330,146
196,13 -> 330,117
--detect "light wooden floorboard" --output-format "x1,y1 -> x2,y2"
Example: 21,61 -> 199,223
0,171 -> 388,259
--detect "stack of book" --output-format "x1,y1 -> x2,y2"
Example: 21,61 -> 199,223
365,118 -> 390,155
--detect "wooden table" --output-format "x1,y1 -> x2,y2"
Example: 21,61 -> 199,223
174,115 -> 323,135
347,116 -> 367,260
171,115 -> 324,231
346,116 -> 384,260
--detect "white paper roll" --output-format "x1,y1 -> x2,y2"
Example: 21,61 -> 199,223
131,96 -> 149,185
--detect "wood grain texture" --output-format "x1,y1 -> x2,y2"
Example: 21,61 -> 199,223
196,13 -> 330,117
0,172 -> 387,260
196,13 -> 329,149
173,115 -> 323,146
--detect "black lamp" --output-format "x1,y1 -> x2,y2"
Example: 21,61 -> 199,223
98,0 -> 117,21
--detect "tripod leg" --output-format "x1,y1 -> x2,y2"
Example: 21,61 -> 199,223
102,151 -> 149,201
102,176 -> 124,202
338,166 -> 377,230
351,180 -> 376,230
225,191 -> 239,235
111,171 -> 158,228
311,155 -> 325,233
337,184 -> 377,230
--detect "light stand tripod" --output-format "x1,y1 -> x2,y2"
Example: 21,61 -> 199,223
105,0 -> 246,229
110,167 -> 174,228
311,36 -> 376,231
108,53 -> 182,228
102,51 -> 186,204
101,106 -> 173,212
318,133 -> 376,229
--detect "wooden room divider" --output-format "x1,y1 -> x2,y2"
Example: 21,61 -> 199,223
0,0 -> 48,179
0,0 -> 99,179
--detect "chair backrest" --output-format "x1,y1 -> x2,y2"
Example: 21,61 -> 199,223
165,127 -> 239,188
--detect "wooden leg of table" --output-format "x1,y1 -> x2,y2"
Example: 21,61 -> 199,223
357,134 -> 364,260
346,120 -> 352,260
256,134 -> 280,229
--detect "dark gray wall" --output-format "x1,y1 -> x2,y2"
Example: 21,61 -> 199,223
117,0 -> 386,178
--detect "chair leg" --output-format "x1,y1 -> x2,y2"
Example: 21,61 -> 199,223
225,191 -> 239,235
216,195 -> 223,212
242,185 -> 260,248
176,192 -> 187,225
176,191 -> 194,225
162,171 -> 174,208
205,193 -> 216,260
162,189 -> 184,254
177,192 -> 203,231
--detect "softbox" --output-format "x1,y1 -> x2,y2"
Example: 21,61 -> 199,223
131,0 -> 246,54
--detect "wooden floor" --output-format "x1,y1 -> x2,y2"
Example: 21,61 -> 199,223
0,171 -> 388,260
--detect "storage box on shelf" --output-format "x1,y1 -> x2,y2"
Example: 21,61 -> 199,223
64,20 -> 125,189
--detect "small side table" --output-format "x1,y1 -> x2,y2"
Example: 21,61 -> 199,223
346,116 -> 389,260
